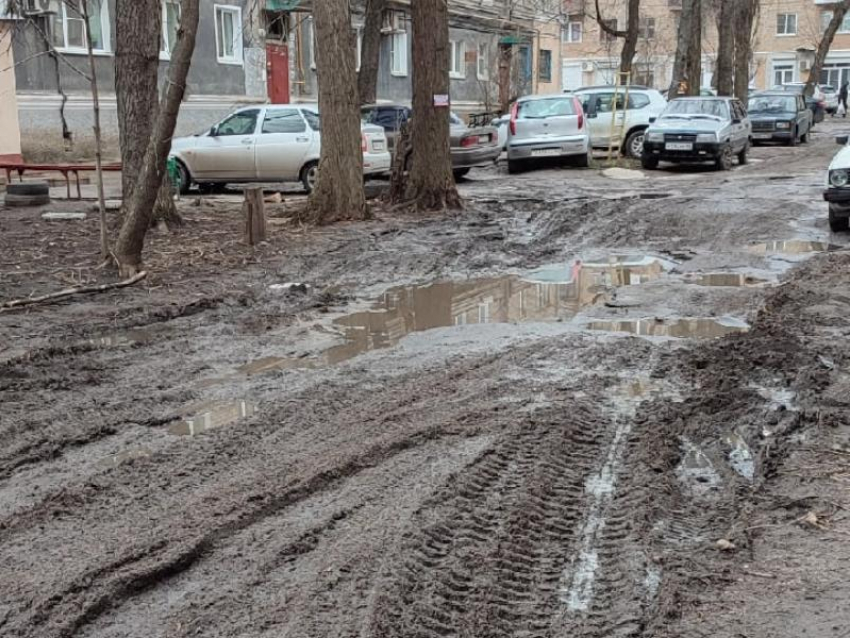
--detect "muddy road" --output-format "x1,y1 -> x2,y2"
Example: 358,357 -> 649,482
3,123 -> 850,638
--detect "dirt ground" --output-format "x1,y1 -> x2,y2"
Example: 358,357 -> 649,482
3,122 -> 850,638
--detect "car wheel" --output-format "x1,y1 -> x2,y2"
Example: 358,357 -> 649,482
507,159 -> 524,174
787,128 -> 799,147
176,161 -> 192,195
453,168 -> 471,180
573,151 -> 590,168
641,156 -> 658,170
801,130 -> 809,144
715,145 -> 734,171
737,143 -> 749,166
624,129 -> 646,159
829,203 -> 850,232
301,161 -> 319,194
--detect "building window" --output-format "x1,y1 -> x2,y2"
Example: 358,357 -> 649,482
390,30 -> 408,76
639,17 -> 655,39
776,13 -> 797,36
538,49 -> 552,83
634,70 -> 655,88
773,64 -> 794,86
822,11 -> 850,34
215,5 -> 243,65
161,1 -> 181,58
450,40 -> 466,79
601,19 -> 617,42
52,0 -> 109,52
477,42 -> 489,80
564,19 -> 583,43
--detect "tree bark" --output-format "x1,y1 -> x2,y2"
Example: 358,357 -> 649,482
806,0 -> 850,97
308,0 -> 368,223
668,0 -> 701,97
594,0 -> 641,77
114,0 -> 180,229
113,0 -> 200,276
498,44 -> 512,114
686,0 -> 702,95
733,0 -> 757,103
405,0 -> 461,211
715,0 -> 734,95
358,0 -> 385,105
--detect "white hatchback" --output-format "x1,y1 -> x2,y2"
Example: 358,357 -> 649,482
170,104 -> 391,194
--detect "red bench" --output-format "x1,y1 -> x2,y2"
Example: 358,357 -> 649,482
0,162 -> 122,200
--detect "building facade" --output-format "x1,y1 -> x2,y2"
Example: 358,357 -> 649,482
559,0 -> 850,93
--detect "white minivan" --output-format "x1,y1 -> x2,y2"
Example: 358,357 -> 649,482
170,104 -> 391,194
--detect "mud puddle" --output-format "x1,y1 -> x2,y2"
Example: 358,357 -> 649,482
96,447 -> 154,469
88,327 -> 162,347
686,273 -> 768,287
587,317 -> 749,339
748,240 -> 841,255
169,400 -> 256,436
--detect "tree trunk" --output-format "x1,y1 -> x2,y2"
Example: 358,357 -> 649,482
619,0 -> 640,76
498,44 -> 512,113
358,0 -> 385,105
405,0 -> 461,211
668,0 -> 698,98
715,0 -> 734,95
115,0 -> 181,229
733,0 -> 757,103
686,0 -> 702,95
806,0 -> 850,97
308,0 -> 368,223
113,0 -> 200,276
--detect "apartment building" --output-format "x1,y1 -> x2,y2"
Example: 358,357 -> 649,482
559,0 -> 850,92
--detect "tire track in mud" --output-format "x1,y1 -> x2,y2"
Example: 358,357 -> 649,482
364,400 -> 613,638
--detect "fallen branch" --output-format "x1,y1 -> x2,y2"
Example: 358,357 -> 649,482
0,271 -> 147,312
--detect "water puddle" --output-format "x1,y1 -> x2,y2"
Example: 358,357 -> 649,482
687,273 -> 768,287
236,356 -> 316,375
88,328 -> 159,347
748,240 -> 841,255
169,400 -> 256,436
588,317 -> 749,339
96,447 -> 153,469
677,437 -> 721,495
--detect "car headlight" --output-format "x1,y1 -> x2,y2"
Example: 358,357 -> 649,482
696,133 -> 717,143
645,132 -> 664,142
830,170 -> 849,187
776,121 -> 791,129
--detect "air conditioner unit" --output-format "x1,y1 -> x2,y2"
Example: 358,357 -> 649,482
381,10 -> 405,34
582,61 -> 595,72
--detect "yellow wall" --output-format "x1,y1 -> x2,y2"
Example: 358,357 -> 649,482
0,22 -> 22,162
534,19 -> 563,94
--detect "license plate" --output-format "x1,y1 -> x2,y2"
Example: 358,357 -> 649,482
372,141 -> 385,151
532,149 -> 561,157
478,135 -> 491,144
753,133 -> 772,140
665,142 -> 693,151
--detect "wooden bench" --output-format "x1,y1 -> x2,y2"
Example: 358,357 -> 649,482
0,162 -> 122,200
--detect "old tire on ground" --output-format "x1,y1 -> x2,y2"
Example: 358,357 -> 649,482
507,159 -> 524,174
641,156 -> 658,170
7,182 -> 50,197
301,161 -> 319,194
4,193 -> 51,207
737,144 -> 749,165
624,129 -> 646,159
453,168 -> 471,180
829,203 -> 850,232
715,145 -> 735,171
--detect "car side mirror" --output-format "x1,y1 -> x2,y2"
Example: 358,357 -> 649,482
209,126 -> 218,137
648,117 -> 656,124
837,135 -> 849,145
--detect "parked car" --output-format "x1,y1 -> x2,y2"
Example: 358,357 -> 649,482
506,94 -> 591,173
822,84 -> 839,114
747,91 -> 812,146
574,86 -> 667,158
641,96 -> 752,171
491,114 -> 510,151
169,104 -> 390,194
823,133 -> 850,231
360,104 -> 501,179
773,83 -> 826,124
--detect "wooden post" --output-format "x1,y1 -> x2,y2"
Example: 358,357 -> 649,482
243,186 -> 266,245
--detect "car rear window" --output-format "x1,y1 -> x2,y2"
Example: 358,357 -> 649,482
517,98 -> 576,119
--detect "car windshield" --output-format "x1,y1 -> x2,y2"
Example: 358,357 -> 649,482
748,95 -> 795,114
517,98 -> 575,119
661,99 -> 729,120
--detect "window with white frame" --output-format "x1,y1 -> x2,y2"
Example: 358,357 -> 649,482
639,17 -> 655,39
52,0 -> 109,52
390,29 -> 408,76
477,42 -> 489,80
776,13 -> 797,36
161,1 -> 181,58
564,19 -> 582,43
773,64 -> 794,86
822,10 -> 850,34
450,40 -> 466,79
215,5 -> 243,65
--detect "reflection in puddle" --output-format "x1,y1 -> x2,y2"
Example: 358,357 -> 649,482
325,257 -> 667,363
236,356 -> 316,375
88,329 -> 158,347
169,400 -> 256,436
96,447 -> 153,469
748,240 -> 840,255
688,273 -> 767,287
588,317 -> 749,339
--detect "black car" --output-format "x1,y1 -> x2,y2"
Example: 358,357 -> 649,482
748,92 -> 813,146
773,84 -> 826,124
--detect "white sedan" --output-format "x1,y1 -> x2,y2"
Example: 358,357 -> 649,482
170,104 -> 391,194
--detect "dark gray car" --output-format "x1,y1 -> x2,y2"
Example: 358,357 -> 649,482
748,92 -> 812,146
